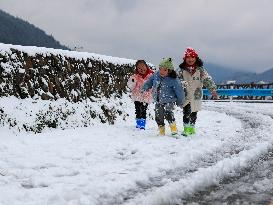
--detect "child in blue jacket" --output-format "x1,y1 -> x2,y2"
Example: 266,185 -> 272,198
142,58 -> 185,136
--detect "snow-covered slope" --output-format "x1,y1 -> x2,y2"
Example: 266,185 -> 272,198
1,101 -> 273,205
0,96 -> 135,132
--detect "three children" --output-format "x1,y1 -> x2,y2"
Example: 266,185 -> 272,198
128,48 -> 217,137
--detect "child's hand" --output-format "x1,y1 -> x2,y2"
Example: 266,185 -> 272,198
182,81 -> 188,88
211,90 -> 218,99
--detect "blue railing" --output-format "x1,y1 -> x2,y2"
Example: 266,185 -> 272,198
203,89 -> 273,97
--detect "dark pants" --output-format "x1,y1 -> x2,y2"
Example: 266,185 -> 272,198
183,103 -> 197,125
155,102 -> 175,126
134,101 -> 148,119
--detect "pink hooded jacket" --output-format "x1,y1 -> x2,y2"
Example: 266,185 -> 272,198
127,68 -> 153,104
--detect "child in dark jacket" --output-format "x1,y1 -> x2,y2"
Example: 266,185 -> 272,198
142,58 -> 185,136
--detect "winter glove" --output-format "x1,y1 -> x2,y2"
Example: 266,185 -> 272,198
211,90 -> 218,99
127,77 -> 137,90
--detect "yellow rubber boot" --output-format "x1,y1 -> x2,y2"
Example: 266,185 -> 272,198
158,125 -> 165,136
170,122 -> 178,136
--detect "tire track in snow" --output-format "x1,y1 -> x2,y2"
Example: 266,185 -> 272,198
117,103 -> 273,205
180,103 -> 273,205
99,104 -> 273,205
184,150 -> 273,205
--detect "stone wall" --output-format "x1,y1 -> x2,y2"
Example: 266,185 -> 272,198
0,44 -> 136,102
0,44 -> 154,130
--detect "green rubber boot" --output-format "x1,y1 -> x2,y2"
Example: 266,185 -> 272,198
182,126 -> 191,137
189,126 -> 196,135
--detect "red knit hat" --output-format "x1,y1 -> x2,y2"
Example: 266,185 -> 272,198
183,47 -> 198,59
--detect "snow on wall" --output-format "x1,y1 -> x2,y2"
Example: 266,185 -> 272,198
0,43 -> 139,101
0,43 -> 154,131
0,95 -> 139,133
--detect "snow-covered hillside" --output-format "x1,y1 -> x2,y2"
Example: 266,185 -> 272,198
1,44 -> 273,205
0,96 -> 134,132
1,100 -> 273,205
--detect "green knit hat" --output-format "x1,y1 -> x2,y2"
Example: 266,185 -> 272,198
159,58 -> 174,70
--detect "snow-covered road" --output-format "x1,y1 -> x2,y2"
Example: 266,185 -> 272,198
0,102 -> 273,205
186,102 -> 273,205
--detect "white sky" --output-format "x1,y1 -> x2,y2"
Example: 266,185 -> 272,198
1,0 -> 273,72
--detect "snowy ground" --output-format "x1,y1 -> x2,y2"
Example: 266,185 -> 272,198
0,100 -> 273,205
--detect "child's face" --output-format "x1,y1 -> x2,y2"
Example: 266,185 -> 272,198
137,63 -> 147,75
159,68 -> 169,77
185,57 -> 196,66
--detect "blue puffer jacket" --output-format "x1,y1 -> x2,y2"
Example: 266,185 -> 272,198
142,71 -> 185,106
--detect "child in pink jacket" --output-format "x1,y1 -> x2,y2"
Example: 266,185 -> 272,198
127,60 -> 154,129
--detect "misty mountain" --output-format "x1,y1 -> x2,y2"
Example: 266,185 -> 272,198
205,63 -> 273,84
231,68 -> 273,84
0,9 -> 68,50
